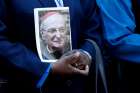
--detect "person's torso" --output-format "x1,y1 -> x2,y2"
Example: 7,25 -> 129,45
5,0 -> 84,51
1,1 -> 96,93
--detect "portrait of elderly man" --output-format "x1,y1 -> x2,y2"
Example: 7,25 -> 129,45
39,11 -> 71,60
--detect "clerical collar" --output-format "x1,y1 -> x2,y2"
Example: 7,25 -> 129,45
47,45 -> 54,54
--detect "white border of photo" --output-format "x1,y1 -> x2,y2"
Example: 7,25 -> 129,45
34,7 -> 72,63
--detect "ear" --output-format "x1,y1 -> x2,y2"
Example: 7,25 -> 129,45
40,31 -> 45,40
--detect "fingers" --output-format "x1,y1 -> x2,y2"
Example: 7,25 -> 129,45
62,51 -> 81,64
64,49 -> 91,65
79,51 -> 91,65
54,50 -> 90,75
78,65 -> 89,76
69,65 -> 89,76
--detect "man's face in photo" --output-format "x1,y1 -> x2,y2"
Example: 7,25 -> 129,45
40,13 -> 67,52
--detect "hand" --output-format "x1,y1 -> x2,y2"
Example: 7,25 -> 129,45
62,49 -> 91,74
51,52 -> 89,76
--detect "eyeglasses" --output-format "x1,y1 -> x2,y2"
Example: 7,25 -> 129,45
42,27 -> 66,34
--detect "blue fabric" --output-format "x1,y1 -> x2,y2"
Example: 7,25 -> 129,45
0,0 -> 100,91
97,0 -> 140,63
37,64 -> 52,88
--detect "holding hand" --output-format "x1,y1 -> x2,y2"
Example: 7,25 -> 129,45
51,50 -> 90,76
63,50 -> 91,70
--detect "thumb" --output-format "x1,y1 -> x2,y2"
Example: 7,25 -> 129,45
69,65 -> 89,76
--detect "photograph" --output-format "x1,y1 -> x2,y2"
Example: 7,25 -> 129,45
34,7 -> 72,63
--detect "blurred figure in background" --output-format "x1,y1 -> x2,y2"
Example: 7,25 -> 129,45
97,0 -> 140,93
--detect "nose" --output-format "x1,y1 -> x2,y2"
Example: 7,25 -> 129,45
55,29 -> 61,38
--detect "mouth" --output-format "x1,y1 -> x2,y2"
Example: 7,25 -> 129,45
52,38 -> 62,43
53,40 -> 61,43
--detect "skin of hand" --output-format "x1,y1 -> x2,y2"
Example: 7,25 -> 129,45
76,50 -> 91,70
51,51 -> 89,76
62,50 -> 91,69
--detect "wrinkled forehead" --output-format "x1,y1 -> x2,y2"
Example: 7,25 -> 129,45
40,13 -> 65,30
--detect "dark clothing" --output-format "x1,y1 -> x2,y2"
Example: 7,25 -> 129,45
0,0 -> 101,93
121,1 -> 140,93
132,0 -> 140,33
